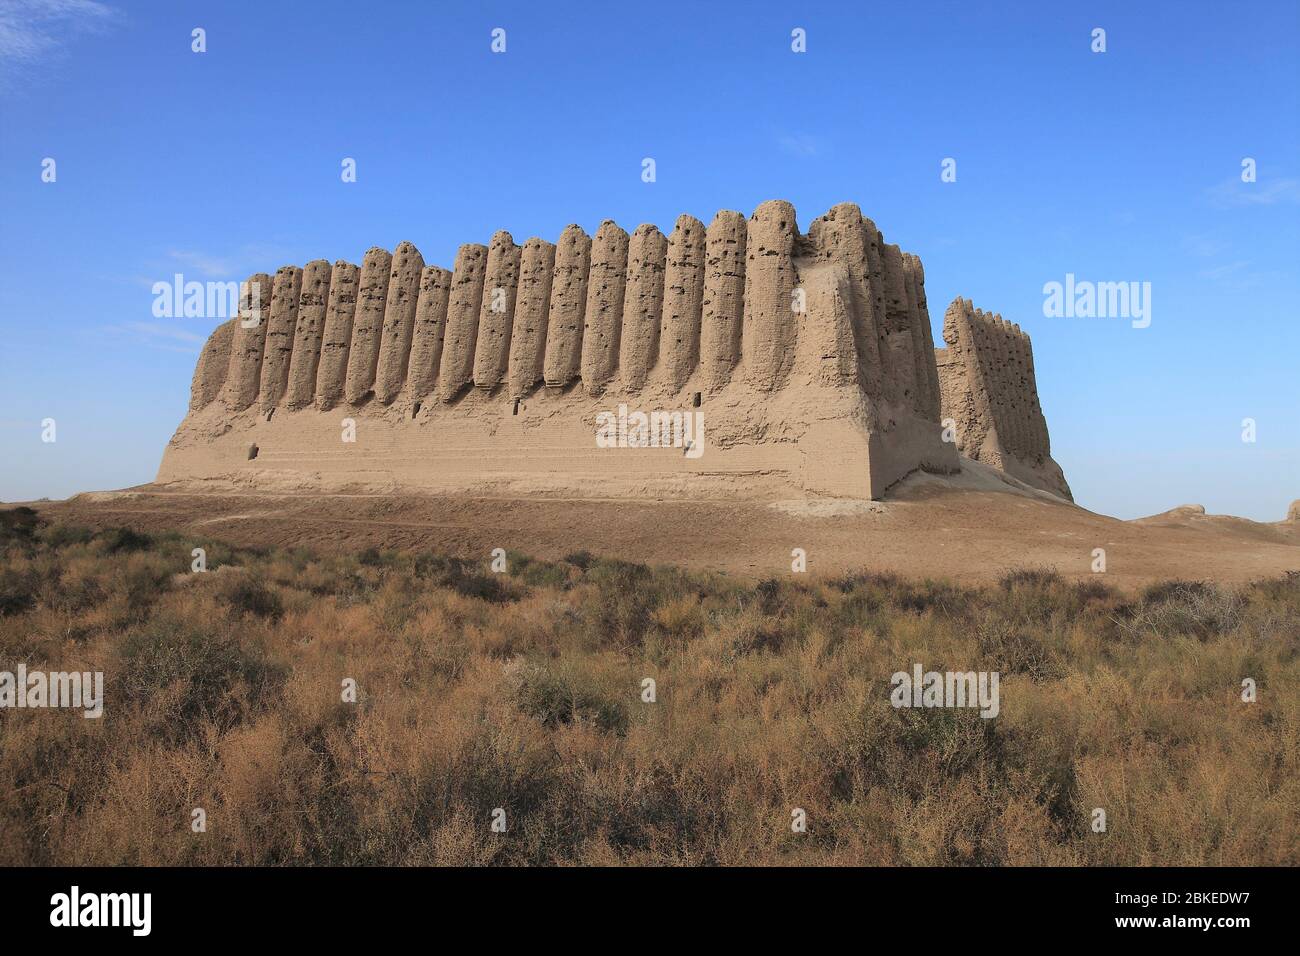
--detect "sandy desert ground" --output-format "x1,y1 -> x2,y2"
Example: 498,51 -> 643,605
22,465 -> 1299,589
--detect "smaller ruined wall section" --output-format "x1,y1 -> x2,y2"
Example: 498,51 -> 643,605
934,298 -> 1072,500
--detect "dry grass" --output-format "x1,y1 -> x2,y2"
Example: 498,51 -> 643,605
1,506 -> 1296,865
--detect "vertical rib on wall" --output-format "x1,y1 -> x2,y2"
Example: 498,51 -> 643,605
805,203 -> 882,398
990,313 -> 1021,456
1020,326 -> 1050,459
940,298 -> 996,464
285,260 -> 332,409
579,220 -> 628,394
259,265 -> 303,412
657,214 -> 705,392
507,239 -> 555,399
374,241 -> 425,404
969,308 -> 1002,463
700,210 -> 746,390
315,261 -> 360,410
794,262 -> 858,387
911,256 -> 942,421
617,225 -> 666,391
900,258 -> 927,414
473,231 -> 521,390
741,200 -> 798,391
1014,323 -> 1040,458
406,266 -> 453,402
222,273 -> 272,411
189,320 -> 234,411
344,247 -> 393,405
438,243 -> 489,401
1011,322 -> 1035,457
543,225 -> 590,388
999,316 -> 1028,456
902,253 -> 941,421
865,223 -> 893,401
879,244 -> 919,408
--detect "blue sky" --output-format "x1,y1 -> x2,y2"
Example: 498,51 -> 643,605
1,0 -> 1296,519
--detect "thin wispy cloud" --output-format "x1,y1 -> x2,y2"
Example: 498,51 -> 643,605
0,0 -> 117,87
1198,259 -> 1251,281
777,132 -> 823,157
104,320 -> 205,354
160,244 -> 298,280
1206,175 -> 1300,208
165,249 -> 238,278
1181,234 -> 1229,258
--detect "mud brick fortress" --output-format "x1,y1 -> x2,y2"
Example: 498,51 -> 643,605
161,200 -> 1071,501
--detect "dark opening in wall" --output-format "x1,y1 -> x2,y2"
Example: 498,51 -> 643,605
247,444 -> 259,460
513,399 -> 520,416
692,392 -> 701,408
265,408 -> 274,422
412,401 -> 422,418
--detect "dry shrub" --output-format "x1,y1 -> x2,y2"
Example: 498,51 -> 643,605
0,513 -> 1296,866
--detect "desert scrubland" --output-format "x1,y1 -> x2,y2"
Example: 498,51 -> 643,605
2,506 -> 1296,866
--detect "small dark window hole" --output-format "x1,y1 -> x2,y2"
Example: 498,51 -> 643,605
247,443 -> 259,460
692,392 -> 701,408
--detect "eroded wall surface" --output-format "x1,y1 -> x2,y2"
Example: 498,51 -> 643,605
163,200 -> 977,499
934,298 -> 1072,500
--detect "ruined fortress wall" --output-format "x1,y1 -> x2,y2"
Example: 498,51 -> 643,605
657,215 -> 705,392
189,319 -> 234,412
220,274 -> 272,412
880,244 -> 920,409
438,243 -> 489,401
285,260 -> 332,409
406,265 -> 453,402
580,221 -> 628,394
700,211 -> 746,391
618,225 -> 666,391
742,200 -> 798,391
1022,329 -> 1051,457
507,240 -> 554,399
934,297 -> 1071,500
473,232 -> 521,391
804,204 -> 878,398
259,266 -> 303,412
791,262 -> 856,388
344,248 -> 394,405
903,254 -> 942,422
375,242 -> 425,404
543,226 -> 590,388
166,200 -> 966,499
315,261 -> 360,410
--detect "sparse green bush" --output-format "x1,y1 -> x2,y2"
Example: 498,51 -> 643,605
118,610 -> 284,739
0,507 -> 41,551
563,550 -> 595,570
1118,581 -> 1245,639
214,571 -> 283,620
507,660 -> 628,735
413,553 -> 517,603
96,527 -> 153,555
508,553 -> 575,590
0,564 -> 40,616
39,523 -> 95,549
